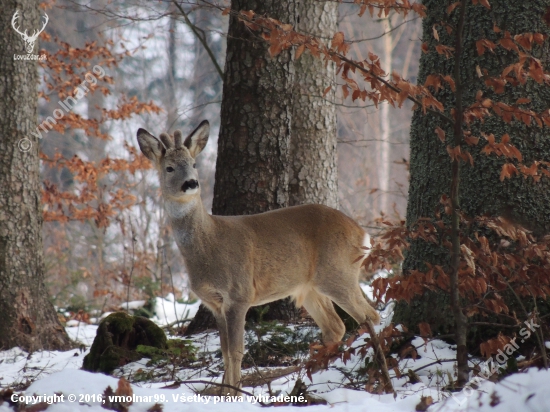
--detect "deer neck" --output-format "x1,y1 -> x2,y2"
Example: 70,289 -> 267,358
164,196 -> 213,250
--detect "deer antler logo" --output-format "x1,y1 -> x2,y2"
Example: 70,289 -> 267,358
11,10 -> 49,54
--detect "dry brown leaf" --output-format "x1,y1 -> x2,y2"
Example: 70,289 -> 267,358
435,126 -> 446,143
432,25 -> 439,41
295,44 -> 306,60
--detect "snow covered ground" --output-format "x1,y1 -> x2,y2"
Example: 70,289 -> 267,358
1,295 -> 549,412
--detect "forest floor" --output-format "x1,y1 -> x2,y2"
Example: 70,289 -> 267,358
1,289 -> 549,412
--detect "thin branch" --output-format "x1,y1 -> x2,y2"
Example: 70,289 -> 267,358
411,359 -> 456,374
328,53 -> 454,126
172,0 -> 223,78
161,318 -> 194,329
470,322 -> 520,329
349,17 -> 421,43
126,219 -> 136,310
449,0 -> 469,388
362,319 -> 395,395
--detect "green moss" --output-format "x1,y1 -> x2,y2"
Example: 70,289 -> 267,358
97,346 -> 142,373
136,339 -> 197,365
244,318 -> 315,367
82,312 -> 167,374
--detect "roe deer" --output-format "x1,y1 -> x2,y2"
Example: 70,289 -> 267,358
137,120 -> 380,394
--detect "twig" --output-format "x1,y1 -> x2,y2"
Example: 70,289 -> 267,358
362,319 -> 395,395
349,17 -> 420,43
126,218 -> 136,311
470,322 -> 520,329
526,287 -> 548,369
411,359 -> 456,374
503,278 -> 548,369
449,0 -> 469,388
164,249 -> 181,328
172,0 -> 223,78
161,318 -> 194,329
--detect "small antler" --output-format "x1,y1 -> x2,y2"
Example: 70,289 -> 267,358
159,133 -> 174,149
173,130 -> 183,147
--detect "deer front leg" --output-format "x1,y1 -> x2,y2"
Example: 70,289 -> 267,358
223,304 -> 248,396
213,310 -> 230,394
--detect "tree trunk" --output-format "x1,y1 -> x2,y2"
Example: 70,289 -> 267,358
393,0 -> 550,337
288,0 -> 338,209
166,8 -> 179,131
0,0 -> 71,351
212,0 -> 294,215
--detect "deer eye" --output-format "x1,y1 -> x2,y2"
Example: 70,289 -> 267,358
193,163 -> 196,168
166,166 -> 175,173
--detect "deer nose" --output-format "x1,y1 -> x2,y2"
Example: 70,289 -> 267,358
182,179 -> 199,192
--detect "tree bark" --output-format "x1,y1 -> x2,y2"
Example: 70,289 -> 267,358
289,0 -> 338,209
393,0 -> 550,338
212,0 -> 294,216
0,0 -> 71,351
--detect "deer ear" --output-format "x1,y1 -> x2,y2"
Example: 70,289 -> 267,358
137,128 -> 165,164
184,120 -> 210,158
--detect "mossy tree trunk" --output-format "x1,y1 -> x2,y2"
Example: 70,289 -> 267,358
393,0 -> 550,337
0,0 -> 71,351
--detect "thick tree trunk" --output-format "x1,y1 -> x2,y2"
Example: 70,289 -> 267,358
0,0 -> 71,351
212,0 -> 294,215
393,0 -> 550,337
289,0 -> 338,209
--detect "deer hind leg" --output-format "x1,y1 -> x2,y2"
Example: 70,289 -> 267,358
319,279 -> 381,326
302,289 -> 346,343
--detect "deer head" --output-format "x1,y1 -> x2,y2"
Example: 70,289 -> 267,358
12,10 -> 49,54
137,120 -> 210,205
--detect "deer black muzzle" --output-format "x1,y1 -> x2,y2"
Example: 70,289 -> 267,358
182,179 -> 199,192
